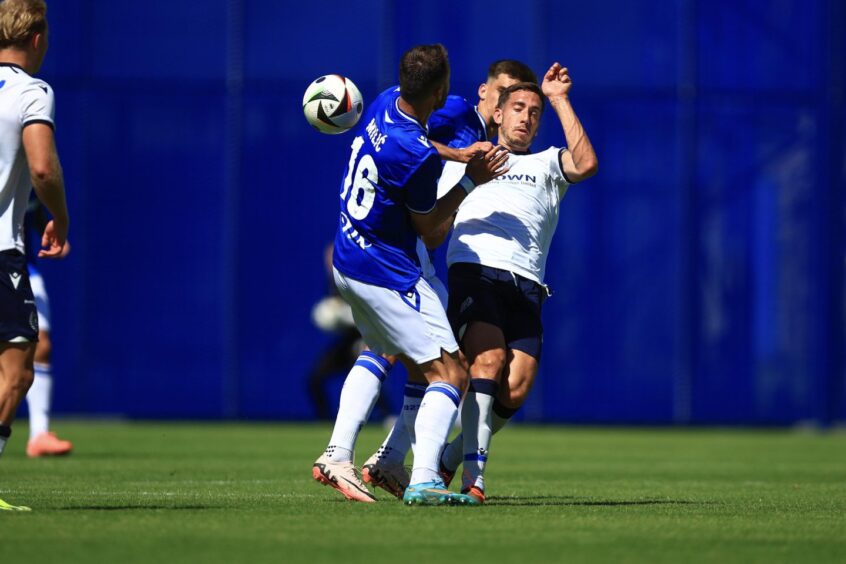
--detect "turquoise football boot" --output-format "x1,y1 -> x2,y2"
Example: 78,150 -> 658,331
403,480 -> 476,506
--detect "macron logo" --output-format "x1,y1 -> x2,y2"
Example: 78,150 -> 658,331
417,135 -> 430,148
9,272 -> 21,289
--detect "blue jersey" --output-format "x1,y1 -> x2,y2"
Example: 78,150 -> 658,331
428,95 -> 487,149
333,87 -> 442,292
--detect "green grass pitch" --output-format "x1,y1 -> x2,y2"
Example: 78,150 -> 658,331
1,421 -> 844,563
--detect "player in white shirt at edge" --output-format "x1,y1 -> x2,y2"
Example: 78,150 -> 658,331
0,0 -> 71,512
441,65 -> 598,503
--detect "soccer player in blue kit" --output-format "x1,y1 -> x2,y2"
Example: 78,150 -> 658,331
312,44 -> 508,505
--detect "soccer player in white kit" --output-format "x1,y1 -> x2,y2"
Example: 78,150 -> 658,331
441,65 -> 598,503
0,0 -> 71,511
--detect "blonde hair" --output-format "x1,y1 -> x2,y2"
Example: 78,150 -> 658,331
0,0 -> 47,48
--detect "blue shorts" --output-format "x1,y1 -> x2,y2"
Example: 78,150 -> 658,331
0,250 -> 38,342
447,262 -> 546,359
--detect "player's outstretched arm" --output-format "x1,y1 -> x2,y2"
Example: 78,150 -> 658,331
432,140 -> 495,163
22,123 -> 69,258
542,63 -> 598,182
412,145 -> 509,248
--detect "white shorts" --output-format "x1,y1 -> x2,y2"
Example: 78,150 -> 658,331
424,272 -> 448,309
333,267 -> 458,364
27,265 -> 50,332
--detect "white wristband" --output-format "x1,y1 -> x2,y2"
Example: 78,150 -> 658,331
458,174 -> 476,195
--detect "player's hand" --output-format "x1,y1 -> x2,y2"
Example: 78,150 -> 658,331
458,141 -> 495,163
58,239 -> 71,259
465,145 -> 510,186
542,62 -> 572,100
38,219 -> 68,259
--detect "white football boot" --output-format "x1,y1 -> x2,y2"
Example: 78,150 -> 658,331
312,454 -> 376,503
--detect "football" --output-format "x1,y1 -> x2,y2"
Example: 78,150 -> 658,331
302,75 -> 364,134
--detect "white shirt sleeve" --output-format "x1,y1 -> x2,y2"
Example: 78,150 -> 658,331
546,147 -> 570,196
436,160 -> 467,198
19,80 -> 55,129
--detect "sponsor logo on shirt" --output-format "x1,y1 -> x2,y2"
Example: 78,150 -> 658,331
492,174 -> 537,184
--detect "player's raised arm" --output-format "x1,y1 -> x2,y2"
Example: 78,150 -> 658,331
542,63 -> 598,183
22,123 -> 69,258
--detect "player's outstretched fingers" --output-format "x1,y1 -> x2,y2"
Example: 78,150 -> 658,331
483,144 -> 507,161
489,146 -> 510,177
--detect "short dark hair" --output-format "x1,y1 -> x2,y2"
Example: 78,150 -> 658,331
399,43 -> 449,104
487,59 -> 536,84
497,82 -> 545,112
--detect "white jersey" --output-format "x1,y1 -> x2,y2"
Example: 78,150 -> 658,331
0,63 -> 55,253
447,147 -> 571,284
416,160 -> 467,279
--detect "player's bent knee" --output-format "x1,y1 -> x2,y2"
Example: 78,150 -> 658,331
471,348 -> 507,379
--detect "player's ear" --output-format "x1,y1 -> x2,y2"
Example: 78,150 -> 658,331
493,107 -> 503,125
478,83 -> 487,102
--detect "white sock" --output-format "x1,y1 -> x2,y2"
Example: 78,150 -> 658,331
324,352 -> 390,463
461,379 -> 497,491
410,382 -> 460,485
374,382 -> 425,465
401,382 -> 426,449
441,397 -> 516,473
440,431 -> 464,472
26,362 -> 52,439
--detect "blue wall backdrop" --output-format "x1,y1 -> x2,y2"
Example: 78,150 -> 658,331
31,0 -> 844,424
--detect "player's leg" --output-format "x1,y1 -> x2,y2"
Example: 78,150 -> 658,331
312,348 -> 390,502
444,274 -> 545,492
377,276 -> 475,506
0,250 -> 39,510
438,264 -> 509,501
312,273 -> 401,501
361,272 -> 447,496
403,348 -> 476,505
0,342 -> 36,512
454,321 -> 506,502
24,267 -> 72,457
361,369 -> 424,498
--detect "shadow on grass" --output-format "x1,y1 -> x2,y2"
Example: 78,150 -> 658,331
487,496 -> 702,507
58,505 -> 219,511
